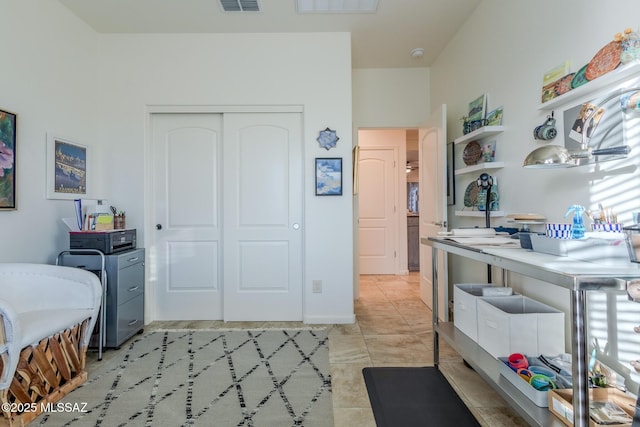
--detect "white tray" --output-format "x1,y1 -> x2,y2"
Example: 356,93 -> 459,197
498,357 -> 549,407
530,233 -> 631,265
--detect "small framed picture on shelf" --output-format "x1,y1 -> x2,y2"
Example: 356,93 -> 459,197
468,94 -> 487,122
485,106 -> 503,126
315,157 -> 342,196
541,61 -> 571,103
482,140 -> 496,162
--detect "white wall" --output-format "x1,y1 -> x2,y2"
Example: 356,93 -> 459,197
95,32 -> 354,324
430,0 -> 640,387
353,68 -> 430,128
432,0 -> 640,230
2,2 -> 354,324
431,0 -> 640,291
0,1 -> 101,263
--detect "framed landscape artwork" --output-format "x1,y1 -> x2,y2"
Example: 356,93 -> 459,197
485,106 -> 504,126
468,94 -> 487,122
46,134 -> 88,200
315,158 -> 342,196
0,109 -> 16,210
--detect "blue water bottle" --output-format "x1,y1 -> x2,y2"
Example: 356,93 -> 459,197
565,205 -> 586,239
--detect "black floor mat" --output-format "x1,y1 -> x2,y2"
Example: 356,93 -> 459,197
362,366 -> 480,427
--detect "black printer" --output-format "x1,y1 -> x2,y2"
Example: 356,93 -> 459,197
69,229 -> 136,254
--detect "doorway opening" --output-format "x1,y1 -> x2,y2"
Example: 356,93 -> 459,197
356,128 -> 419,277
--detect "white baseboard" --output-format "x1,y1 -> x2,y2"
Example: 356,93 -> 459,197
304,314 -> 356,324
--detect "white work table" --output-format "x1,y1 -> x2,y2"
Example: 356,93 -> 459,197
422,236 -> 640,427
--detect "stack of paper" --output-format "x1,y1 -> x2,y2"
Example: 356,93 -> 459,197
439,228 -> 518,247
445,236 -> 517,246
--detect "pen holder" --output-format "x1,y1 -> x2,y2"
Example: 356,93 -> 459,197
114,214 -> 126,229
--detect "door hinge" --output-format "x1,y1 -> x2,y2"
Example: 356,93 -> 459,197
394,250 -> 397,258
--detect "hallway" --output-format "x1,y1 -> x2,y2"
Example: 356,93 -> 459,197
330,273 -> 528,426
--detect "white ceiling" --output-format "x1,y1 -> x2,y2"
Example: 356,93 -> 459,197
58,0 -> 480,69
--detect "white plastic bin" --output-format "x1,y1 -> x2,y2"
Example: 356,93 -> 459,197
477,295 -> 564,358
453,283 -> 493,342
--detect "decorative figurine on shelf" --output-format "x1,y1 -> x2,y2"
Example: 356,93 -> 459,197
534,112 -> 557,141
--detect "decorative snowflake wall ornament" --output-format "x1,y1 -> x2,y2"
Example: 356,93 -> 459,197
317,128 -> 339,150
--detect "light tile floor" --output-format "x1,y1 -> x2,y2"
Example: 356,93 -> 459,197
86,272 -> 528,426
329,273 -> 528,427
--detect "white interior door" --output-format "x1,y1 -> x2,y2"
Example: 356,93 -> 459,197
419,105 -> 448,321
152,113 -> 223,320
358,148 -> 397,274
222,113 -> 303,321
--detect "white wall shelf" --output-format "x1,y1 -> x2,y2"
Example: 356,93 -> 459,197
455,161 -> 505,176
454,126 -> 505,145
455,210 -> 505,217
537,61 -> 640,111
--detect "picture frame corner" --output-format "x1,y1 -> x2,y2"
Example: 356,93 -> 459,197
0,108 -> 17,210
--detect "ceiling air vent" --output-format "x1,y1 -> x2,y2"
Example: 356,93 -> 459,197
219,0 -> 260,12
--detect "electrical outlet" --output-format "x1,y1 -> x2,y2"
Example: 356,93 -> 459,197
312,280 -> 322,293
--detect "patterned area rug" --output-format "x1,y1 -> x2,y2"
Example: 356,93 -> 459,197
35,329 -> 333,426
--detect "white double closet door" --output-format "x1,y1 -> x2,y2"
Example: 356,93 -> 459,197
151,111 -> 303,321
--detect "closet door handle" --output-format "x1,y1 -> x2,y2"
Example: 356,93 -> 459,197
156,224 -> 162,230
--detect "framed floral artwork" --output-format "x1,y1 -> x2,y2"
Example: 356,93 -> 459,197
0,109 -> 16,210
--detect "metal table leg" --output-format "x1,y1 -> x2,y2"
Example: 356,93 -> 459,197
57,249 -> 106,361
432,246 -> 439,367
571,289 -> 589,427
